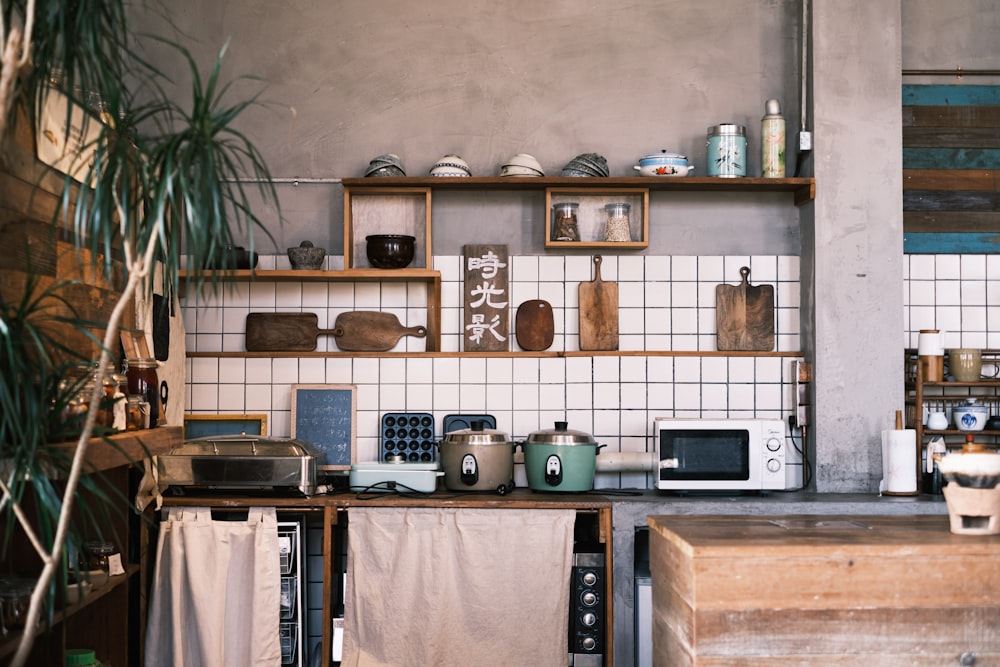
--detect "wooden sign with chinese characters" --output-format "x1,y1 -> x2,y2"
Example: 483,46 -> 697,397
463,244 -> 509,351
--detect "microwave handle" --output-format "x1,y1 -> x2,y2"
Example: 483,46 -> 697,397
659,458 -> 679,469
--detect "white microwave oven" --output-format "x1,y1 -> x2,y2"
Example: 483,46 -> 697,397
654,417 -> 793,491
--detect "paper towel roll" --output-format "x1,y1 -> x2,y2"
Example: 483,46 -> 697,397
880,429 -> 917,494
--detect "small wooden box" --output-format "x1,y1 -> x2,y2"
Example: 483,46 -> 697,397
544,187 -> 649,249
343,186 -> 432,269
648,514 -> 1000,666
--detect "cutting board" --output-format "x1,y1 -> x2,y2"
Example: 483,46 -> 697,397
246,311 -> 426,352
515,299 -> 554,351
578,255 -> 618,351
716,266 -> 775,351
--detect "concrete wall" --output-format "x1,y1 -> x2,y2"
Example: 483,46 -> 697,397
131,1 -> 1000,493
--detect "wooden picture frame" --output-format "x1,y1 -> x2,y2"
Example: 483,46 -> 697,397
183,413 -> 268,439
291,384 -> 357,470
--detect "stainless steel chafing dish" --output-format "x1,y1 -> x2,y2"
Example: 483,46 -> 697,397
157,434 -> 318,496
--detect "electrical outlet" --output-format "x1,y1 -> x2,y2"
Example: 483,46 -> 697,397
798,131 -> 813,152
794,360 -> 812,427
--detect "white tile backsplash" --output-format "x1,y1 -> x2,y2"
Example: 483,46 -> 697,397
183,252 -> 814,488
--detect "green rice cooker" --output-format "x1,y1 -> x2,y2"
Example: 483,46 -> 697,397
523,421 -> 604,492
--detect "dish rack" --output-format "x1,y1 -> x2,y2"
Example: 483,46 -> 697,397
277,519 -> 304,665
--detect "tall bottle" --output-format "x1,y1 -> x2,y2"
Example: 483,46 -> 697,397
761,98 -> 786,178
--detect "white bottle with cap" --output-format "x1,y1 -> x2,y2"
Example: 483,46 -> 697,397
761,98 -> 786,178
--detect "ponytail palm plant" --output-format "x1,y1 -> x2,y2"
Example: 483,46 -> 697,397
1,2 -> 278,664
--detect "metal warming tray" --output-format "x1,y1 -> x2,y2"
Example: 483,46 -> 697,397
157,434 -> 318,495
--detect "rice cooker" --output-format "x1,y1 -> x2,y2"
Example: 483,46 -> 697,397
523,421 -> 604,492
439,421 -> 516,494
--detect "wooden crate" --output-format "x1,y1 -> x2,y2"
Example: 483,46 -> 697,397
648,515 -> 1000,666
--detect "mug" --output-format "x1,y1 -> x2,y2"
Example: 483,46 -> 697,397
948,348 -> 982,382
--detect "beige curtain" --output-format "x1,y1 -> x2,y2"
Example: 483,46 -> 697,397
145,507 -> 282,666
342,507 -> 576,667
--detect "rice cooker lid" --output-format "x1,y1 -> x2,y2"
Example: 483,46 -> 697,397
441,420 -> 511,446
525,421 -> 597,446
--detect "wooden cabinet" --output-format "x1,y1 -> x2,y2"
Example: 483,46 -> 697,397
0,427 -> 180,667
905,348 -> 1000,491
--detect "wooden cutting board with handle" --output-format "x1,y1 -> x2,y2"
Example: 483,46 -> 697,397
578,255 -> 618,351
716,266 -> 775,351
246,311 -> 426,352
515,299 -> 554,351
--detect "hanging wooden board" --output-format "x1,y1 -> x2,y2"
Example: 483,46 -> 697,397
463,244 -> 509,351
578,255 -> 618,351
715,266 -> 775,351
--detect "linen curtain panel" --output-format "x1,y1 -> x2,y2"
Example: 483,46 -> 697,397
145,506 -> 282,666
342,506 -> 576,667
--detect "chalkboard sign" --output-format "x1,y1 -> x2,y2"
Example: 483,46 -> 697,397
291,384 -> 356,470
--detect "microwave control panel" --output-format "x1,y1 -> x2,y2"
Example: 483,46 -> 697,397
760,420 -> 787,489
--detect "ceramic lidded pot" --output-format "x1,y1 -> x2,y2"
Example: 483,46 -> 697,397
634,150 -> 694,176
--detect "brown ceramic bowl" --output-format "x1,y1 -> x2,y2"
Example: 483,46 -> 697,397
366,235 -> 415,269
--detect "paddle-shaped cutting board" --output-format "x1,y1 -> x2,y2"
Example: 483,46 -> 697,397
579,255 -> 618,351
715,266 -> 775,351
246,312 -> 425,352
515,299 -> 554,351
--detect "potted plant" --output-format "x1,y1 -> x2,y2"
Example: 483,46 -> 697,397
0,1 -> 277,663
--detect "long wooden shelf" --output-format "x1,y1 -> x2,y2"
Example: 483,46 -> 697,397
178,268 -> 440,282
340,176 -> 816,205
186,349 -> 804,359
50,425 -> 181,473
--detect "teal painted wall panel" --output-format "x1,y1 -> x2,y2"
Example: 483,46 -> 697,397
903,232 -> 1000,254
903,85 -> 1000,106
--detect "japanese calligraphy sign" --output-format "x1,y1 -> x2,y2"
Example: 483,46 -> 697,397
463,244 -> 509,351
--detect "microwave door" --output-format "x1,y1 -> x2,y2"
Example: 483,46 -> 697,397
659,430 -> 751,481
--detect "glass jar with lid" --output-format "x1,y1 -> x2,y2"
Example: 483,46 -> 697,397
125,358 -> 160,428
603,202 -> 632,242
551,202 -> 580,241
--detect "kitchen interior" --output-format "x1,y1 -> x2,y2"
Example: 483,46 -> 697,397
1,1 -> 999,666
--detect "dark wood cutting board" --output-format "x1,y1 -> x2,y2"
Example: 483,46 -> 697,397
578,255 -> 619,351
716,266 -> 775,351
246,311 -> 425,352
515,299 -> 554,351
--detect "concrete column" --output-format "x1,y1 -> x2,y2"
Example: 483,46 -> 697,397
807,0 -> 904,491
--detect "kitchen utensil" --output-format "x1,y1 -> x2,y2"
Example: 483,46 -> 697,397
953,399 -> 989,431
366,234 -> 415,269
245,312 -> 426,352
443,414 -> 497,433
287,241 -> 326,270
578,255 -> 619,351
348,462 -> 443,494
380,412 -> 435,462
939,438 -> 1000,535
439,421 -> 516,494
515,299 -> 554,351
633,150 -> 694,177
715,266 -> 774,351
523,421 -> 604,492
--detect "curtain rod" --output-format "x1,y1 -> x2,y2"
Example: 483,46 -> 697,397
902,67 -> 1000,78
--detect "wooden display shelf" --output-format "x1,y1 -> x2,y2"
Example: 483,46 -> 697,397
342,186 -> 433,269
49,425 -> 181,473
179,268 -> 443,352
545,187 -> 649,249
186,349 -> 804,359
340,176 -> 816,206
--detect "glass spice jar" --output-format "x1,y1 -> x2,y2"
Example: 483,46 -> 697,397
552,202 -> 580,241
125,358 -> 160,428
83,541 -> 118,573
126,395 -> 149,431
603,202 -> 632,242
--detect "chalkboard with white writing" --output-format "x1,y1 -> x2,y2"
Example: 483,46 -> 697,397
291,384 -> 356,470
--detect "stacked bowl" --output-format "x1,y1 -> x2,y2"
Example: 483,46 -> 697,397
498,153 -> 544,177
429,154 -> 471,177
364,154 -> 406,178
560,152 -> 609,177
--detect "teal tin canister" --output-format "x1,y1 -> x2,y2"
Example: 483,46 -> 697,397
706,123 -> 747,177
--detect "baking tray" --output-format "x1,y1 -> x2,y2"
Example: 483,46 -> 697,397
381,412 -> 435,462
349,463 -> 443,493
443,413 -> 497,433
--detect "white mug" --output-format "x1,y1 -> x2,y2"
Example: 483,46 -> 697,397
917,329 -> 944,356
